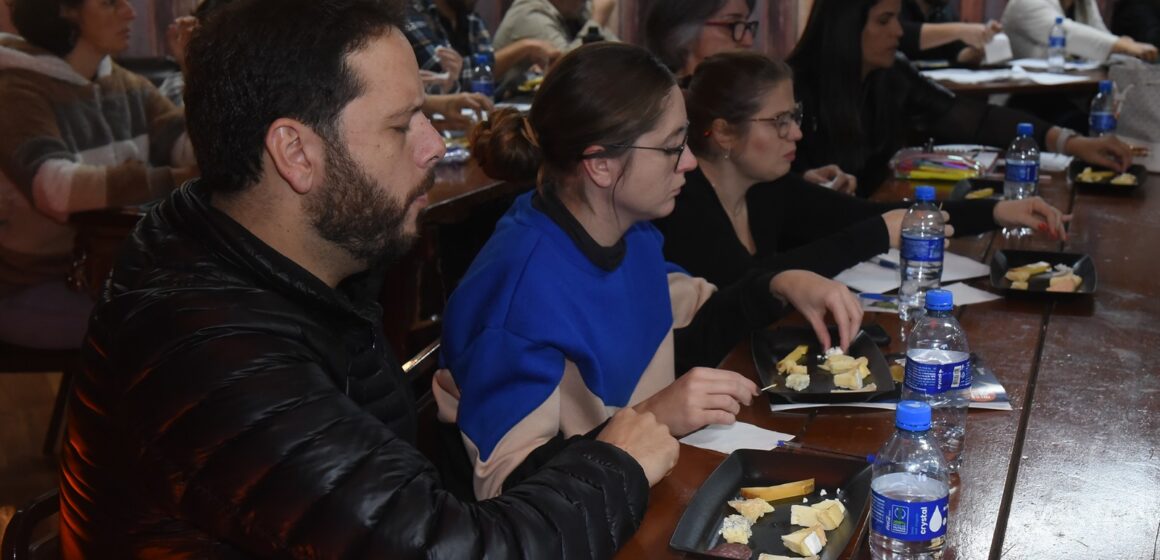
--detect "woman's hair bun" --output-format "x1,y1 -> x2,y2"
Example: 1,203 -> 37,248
469,107 -> 541,183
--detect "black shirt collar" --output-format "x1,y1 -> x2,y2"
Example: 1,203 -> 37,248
532,190 -> 626,271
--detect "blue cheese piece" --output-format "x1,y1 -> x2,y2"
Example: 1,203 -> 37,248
720,514 -> 753,544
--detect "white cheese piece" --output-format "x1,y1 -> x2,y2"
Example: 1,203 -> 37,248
782,525 -> 826,556
786,373 -> 811,391
720,514 -> 753,545
790,504 -> 820,527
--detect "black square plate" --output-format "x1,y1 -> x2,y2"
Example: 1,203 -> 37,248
989,249 -> 1097,295
752,328 -> 894,404
669,450 -> 872,559
1068,160 -> 1145,193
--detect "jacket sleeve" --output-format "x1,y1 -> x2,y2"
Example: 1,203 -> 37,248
0,83 -> 176,221
118,303 -> 648,559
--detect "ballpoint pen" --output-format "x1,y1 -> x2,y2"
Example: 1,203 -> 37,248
869,256 -> 899,270
858,293 -> 897,302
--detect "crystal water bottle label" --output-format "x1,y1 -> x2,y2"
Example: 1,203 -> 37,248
1049,36 -> 1065,48
1090,112 -> 1116,134
470,80 -> 494,96
872,490 -> 949,542
1005,160 -> 1038,183
901,234 -> 943,262
904,357 -> 971,394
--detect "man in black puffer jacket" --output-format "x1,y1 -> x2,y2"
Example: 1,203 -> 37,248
58,0 -> 679,557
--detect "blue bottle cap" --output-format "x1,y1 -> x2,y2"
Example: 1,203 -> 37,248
1055,16 -> 1064,24
896,401 -> 932,432
473,53 -> 490,65
914,185 -> 936,201
1099,80 -> 1113,93
1017,122 -> 1034,136
925,289 -> 953,311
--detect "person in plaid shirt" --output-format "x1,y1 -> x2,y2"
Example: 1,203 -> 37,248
404,0 -> 560,94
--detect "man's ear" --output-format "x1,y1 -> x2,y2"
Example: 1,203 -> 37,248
579,145 -> 620,190
264,118 -> 327,195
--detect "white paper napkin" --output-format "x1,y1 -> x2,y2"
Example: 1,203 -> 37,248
835,249 -> 991,294
679,422 -> 794,455
984,33 -> 1013,65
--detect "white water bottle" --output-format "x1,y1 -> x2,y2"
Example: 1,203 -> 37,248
898,185 -> 944,327
1089,80 -> 1117,137
870,401 -> 950,560
1047,16 -> 1067,72
901,289 -> 971,473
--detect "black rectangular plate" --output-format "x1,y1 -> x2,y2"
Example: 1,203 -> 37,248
752,328 -> 894,404
670,450 -> 872,560
989,249 -> 1097,295
1068,160 -> 1145,193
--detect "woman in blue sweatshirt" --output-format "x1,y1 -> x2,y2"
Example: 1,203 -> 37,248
438,43 -> 863,499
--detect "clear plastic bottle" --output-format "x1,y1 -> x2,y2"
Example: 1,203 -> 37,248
469,52 -> 494,97
900,289 -> 971,472
898,185 -> 944,328
1047,16 -> 1067,72
1089,80 -> 1117,137
870,401 -> 950,560
1003,122 -> 1040,201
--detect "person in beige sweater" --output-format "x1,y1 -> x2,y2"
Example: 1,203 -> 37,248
494,0 -> 618,53
0,0 -> 196,348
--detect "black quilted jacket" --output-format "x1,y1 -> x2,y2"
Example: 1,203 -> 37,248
59,181 -> 650,559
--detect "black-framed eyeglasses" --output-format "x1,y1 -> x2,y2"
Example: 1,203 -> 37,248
749,102 -> 804,139
602,134 -> 689,173
703,20 -> 759,42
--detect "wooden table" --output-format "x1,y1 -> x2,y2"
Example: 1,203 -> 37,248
618,170 -> 1160,559
935,68 -> 1106,97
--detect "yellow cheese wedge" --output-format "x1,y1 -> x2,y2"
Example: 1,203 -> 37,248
787,363 -> 808,376
1110,172 -> 1137,185
833,370 -> 863,390
777,345 -> 809,374
728,497 -> 774,523
1011,280 -> 1029,290
740,478 -> 815,501
782,525 -> 827,557
759,555 -> 817,560
790,504 -> 820,527
1046,273 -> 1083,293
810,499 -> 847,530
1005,261 -> 1051,282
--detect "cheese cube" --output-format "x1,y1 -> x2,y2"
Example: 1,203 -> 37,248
782,525 -> 826,556
790,504 -> 820,527
786,373 -> 811,391
810,499 -> 847,530
833,370 -> 862,390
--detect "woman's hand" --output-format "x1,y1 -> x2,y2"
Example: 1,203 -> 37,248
769,270 -> 863,351
958,20 -> 1002,50
633,367 -> 758,436
881,209 -> 953,248
1113,36 -> 1159,62
424,93 -> 494,129
432,47 -> 464,93
993,196 -> 1071,240
166,16 -> 199,73
1064,134 -> 1134,173
803,164 -> 858,194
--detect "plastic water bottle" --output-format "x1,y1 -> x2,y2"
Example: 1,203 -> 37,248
870,401 -> 950,560
1003,123 -> 1039,202
901,289 -> 971,473
1047,16 -> 1066,72
469,52 -> 494,97
1089,80 -> 1117,137
898,185 -> 944,328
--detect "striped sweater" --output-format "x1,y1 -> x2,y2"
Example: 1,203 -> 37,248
0,34 -> 194,295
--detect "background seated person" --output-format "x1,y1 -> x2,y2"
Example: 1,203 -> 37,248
60,0 -> 678,557
1001,0 -> 1158,62
788,0 -> 1135,197
495,0 -> 618,54
645,0 -> 858,194
1111,0 -> 1160,49
659,52 -> 1069,301
0,0 -> 196,349
404,0 -> 560,94
900,0 -> 1002,65
439,42 -> 861,500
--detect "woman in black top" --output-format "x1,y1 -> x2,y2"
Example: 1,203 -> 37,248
656,52 -> 1068,304
786,0 -> 1134,196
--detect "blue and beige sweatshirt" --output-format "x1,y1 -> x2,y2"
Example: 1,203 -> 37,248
438,191 -> 786,499
0,34 -> 194,295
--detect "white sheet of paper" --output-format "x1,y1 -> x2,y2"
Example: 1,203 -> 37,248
942,282 -> 1001,306
679,422 -> 794,455
1009,58 -> 1100,71
921,68 -> 1012,84
984,33 -> 1013,65
1039,152 -> 1074,172
1023,72 -> 1090,86
835,249 -> 991,294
